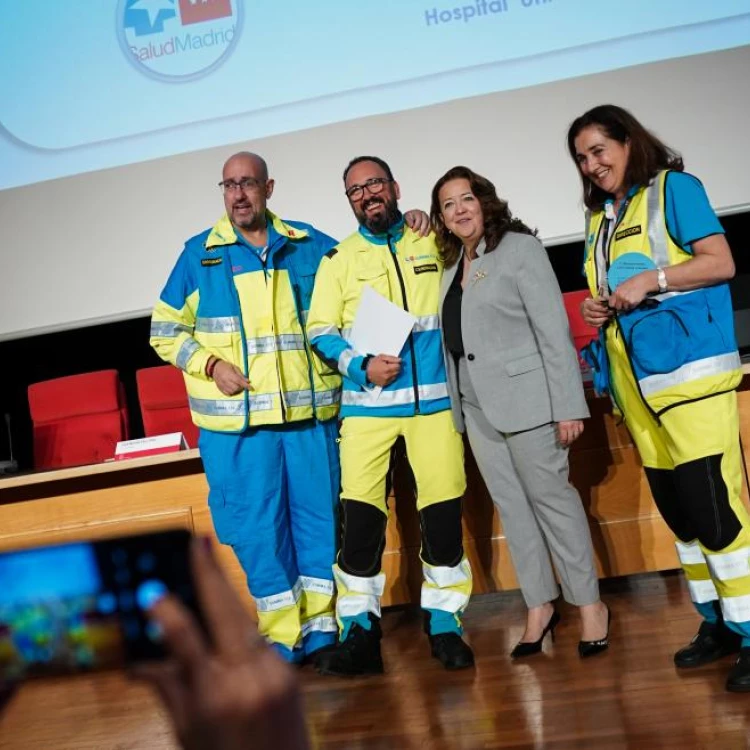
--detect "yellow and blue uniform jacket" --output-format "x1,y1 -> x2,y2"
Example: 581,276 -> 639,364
584,170 -> 741,418
150,211 -> 341,431
307,217 -> 451,418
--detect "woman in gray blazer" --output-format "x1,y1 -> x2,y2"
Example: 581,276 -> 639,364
430,166 -> 610,658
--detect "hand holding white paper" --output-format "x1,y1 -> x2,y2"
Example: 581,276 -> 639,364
349,286 -> 416,397
349,286 -> 416,357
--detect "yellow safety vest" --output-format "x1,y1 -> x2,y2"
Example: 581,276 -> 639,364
151,212 -> 341,432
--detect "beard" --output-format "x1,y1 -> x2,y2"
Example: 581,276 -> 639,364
230,202 -> 264,232
356,195 -> 400,235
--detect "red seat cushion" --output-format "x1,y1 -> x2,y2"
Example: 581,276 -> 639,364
28,370 -> 129,469
136,366 -> 198,448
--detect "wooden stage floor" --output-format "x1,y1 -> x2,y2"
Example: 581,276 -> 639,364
1,571 -> 748,750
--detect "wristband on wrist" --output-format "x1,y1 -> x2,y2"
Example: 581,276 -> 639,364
656,267 -> 668,294
206,357 -> 219,379
361,355 -> 373,372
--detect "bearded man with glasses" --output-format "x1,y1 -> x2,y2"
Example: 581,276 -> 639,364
150,152 -> 430,666
307,156 -> 474,675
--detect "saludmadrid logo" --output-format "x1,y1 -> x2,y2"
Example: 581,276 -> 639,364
117,0 -> 243,82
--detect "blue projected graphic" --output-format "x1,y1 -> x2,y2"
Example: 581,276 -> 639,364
0,0 -> 748,190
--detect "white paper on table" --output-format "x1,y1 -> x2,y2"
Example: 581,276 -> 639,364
349,285 -> 416,397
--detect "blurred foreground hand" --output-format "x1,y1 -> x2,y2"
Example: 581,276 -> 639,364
132,538 -> 310,750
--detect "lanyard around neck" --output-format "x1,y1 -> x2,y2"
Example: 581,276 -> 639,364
598,186 -> 639,289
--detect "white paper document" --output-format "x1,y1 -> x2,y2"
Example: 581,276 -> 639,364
349,286 -> 416,395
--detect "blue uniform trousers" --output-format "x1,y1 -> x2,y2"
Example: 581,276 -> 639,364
199,419 -> 340,662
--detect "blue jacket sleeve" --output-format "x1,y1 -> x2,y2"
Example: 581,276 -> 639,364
306,254 -> 369,388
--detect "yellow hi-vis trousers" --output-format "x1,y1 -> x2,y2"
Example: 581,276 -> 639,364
335,410 -> 472,637
607,327 -> 750,638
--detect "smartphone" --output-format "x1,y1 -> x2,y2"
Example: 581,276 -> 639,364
0,529 -> 201,681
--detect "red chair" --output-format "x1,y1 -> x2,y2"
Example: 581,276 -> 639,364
563,289 -> 598,354
28,370 -> 130,470
136,365 -> 198,449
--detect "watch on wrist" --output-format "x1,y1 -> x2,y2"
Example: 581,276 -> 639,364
656,267 -> 668,294
361,355 -> 373,371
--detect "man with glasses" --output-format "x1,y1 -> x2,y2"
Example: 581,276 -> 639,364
150,151 -> 343,665
151,152 -> 430,665
307,156 -> 474,675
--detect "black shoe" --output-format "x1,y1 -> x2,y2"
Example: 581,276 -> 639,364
315,617 -> 384,677
429,632 -> 475,670
674,620 -> 742,669
578,606 -> 611,658
726,647 -> 750,692
511,609 -> 560,658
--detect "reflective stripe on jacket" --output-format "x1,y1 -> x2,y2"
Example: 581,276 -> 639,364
584,171 -> 740,415
307,218 -> 451,418
150,211 -> 341,432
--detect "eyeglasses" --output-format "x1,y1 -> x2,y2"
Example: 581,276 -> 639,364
218,177 -> 264,194
345,177 -> 393,201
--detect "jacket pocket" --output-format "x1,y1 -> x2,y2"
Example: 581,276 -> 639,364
505,352 -> 543,376
195,331 -> 238,364
310,347 -> 339,378
295,272 -> 317,315
628,309 -> 690,375
356,265 -> 390,298
201,332 -> 234,347
206,478 -> 250,546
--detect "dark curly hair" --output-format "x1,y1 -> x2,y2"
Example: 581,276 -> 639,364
430,166 -> 536,268
566,104 -> 684,212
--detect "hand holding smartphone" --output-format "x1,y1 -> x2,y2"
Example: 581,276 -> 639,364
133,539 -> 310,750
0,531 -> 310,750
0,529 -> 200,681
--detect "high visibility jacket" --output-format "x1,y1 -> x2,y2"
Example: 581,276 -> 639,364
150,211 -> 341,432
307,218 -> 451,418
584,171 -> 741,416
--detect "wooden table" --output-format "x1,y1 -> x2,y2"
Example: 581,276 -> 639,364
3,384 -> 750,611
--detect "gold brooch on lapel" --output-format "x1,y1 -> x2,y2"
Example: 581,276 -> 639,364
471,270 -> 488,284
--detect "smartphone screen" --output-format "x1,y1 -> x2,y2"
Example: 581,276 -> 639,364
0,529 -> 198,681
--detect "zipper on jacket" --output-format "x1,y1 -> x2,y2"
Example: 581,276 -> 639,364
265,249 -> 287,422
224,248 -> 251,428
705,296 -> 713,324
248,242 -> 286,422
592,221 -> 604,295
387,236 -> 420,414
292,273 -> 318,420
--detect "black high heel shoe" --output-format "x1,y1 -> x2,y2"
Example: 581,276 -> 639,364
578,605 -> 611,658
510,609 -> 560,658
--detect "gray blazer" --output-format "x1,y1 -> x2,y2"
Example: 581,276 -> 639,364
439,231 -> 589,434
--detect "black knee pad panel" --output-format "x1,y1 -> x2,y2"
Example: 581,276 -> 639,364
674,454 -> 742,552
338,499 -> 387,577
644,467 -> 695,542
420,498 -> 464,568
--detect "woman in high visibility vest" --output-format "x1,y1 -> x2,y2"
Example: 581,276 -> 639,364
568,104 -> 750,692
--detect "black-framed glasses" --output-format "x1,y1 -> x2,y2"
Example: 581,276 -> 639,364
218,177 -> 264,194
345,177 -> 393,201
